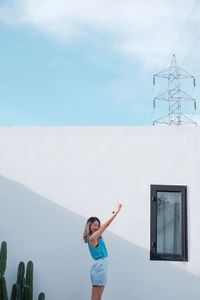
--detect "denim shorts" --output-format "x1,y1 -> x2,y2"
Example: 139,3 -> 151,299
90,257 -> 108,286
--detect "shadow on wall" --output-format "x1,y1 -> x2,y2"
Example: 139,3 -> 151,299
0,175 -> 199,300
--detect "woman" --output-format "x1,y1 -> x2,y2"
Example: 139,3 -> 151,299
83,202 -> 122,300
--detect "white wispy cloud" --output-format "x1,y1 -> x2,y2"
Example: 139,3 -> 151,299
0,0 -> 199,67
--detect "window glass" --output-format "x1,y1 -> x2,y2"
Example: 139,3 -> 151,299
157,191 -> 181,255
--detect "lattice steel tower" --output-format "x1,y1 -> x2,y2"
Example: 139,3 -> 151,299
153,54 -> 197,125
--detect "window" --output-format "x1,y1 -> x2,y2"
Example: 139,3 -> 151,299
150,185 -> 188,261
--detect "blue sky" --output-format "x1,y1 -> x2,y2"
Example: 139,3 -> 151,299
0,0 -> 200,125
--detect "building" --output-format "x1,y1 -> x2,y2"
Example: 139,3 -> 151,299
0,126 -> 200,299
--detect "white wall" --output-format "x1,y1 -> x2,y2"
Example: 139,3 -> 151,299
0,126 -> 200,299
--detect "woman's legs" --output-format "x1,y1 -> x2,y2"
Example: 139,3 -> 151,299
91,285 -> 105,300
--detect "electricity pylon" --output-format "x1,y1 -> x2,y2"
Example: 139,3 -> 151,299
153,54 -> 197,125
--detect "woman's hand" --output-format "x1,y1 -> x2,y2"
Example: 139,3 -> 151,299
115,202 -> 122,212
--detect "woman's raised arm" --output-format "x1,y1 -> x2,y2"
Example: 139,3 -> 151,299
90,202 -> 122,242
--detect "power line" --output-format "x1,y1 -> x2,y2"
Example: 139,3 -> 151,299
161,0 -> 200,68
181,37 -> 200,66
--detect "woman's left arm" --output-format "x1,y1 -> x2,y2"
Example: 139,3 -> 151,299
90,202 -> 122,242
103,202 -> 123,227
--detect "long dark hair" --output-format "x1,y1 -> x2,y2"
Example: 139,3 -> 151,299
83,217 -> 101,243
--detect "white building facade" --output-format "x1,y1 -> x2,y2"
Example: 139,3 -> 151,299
0,126 -> 200,300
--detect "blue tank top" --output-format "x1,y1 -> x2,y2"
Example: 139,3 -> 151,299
87,236 -> 108,260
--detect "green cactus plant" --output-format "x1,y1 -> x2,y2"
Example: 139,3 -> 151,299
10,284 -> 16,300
38,293 -> 45,300
12,261 -> 45,300
0,276 -> 8,300
25,261 -> 33,300
0,241 -> 8,300
0,242 -> 45,300
24,285 -> 32,300
17,262 -> 25,283
26,261 -> 33,288
0,241 -> 7,277
15,262 -> 26,300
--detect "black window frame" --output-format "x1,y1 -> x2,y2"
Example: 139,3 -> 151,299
150,184 -> 188,261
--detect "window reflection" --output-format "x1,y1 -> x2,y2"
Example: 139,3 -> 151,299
157,192 -> 181,255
